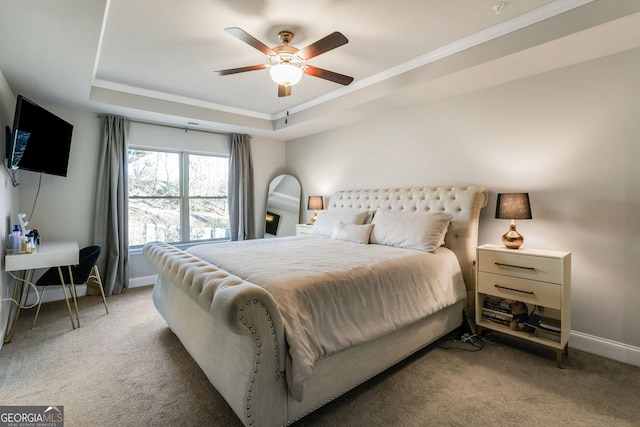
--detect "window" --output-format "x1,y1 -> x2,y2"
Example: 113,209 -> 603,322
128,149 -> 229,247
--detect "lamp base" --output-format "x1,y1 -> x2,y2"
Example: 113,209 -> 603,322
309,211 -> 318,225
502,224 -> 524,249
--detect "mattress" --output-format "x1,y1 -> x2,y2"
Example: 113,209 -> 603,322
187,234 -> 466,400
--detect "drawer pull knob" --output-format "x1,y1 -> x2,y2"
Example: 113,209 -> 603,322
494,262 -> 535,270
494,284 -> 535,295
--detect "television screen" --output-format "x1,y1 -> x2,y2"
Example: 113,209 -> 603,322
7,95 -> 74,177
265,211 -> 280,235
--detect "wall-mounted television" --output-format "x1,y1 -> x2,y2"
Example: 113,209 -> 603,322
6,95 -> 74,177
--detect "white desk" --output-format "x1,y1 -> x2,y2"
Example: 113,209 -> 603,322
4,241 -> 79,343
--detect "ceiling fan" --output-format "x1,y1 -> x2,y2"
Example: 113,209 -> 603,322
214,27 -> 354,97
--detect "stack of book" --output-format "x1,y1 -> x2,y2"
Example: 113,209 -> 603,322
532,317 -> 561,342
481,296 -> 513,326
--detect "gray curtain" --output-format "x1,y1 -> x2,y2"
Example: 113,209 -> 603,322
228,133 -> 255,241
93,116 -> 129,295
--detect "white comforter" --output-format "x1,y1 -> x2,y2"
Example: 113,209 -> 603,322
188,235 -> 466,400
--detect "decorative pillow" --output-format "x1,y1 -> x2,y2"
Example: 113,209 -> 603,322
311,210 -> 369,237
362,210 -> 376,224
331,222 -> 374,244
369,209 -> 453,252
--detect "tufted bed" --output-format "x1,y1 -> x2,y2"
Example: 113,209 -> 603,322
143,186 -> 488,426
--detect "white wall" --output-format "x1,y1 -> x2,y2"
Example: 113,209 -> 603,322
286,48 -> 640,365
0,70 -> 18,346
251,136 -> 288,236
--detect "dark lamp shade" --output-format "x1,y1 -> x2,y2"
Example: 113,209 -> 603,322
495,193 -> 532,220
307,196 -> 324,211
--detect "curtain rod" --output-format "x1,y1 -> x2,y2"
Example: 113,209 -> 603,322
96,114 -> 235,137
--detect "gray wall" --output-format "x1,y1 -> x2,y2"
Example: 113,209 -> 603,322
286,48 -> 640,365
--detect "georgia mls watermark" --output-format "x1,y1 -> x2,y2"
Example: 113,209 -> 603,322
0,406 -> 64,427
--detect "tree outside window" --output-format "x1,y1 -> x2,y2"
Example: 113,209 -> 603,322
128,149 -> 229,247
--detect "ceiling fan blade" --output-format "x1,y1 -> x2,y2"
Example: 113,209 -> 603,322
304,66 -> 354,86
278,85 -> 291,97
213,64 -> 267,76
225,27 -> 276,56
297,32 -> 348,60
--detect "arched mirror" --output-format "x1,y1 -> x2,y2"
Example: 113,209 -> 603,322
265,174 -> 301,237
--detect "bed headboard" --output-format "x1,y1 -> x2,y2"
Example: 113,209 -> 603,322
328,186 -> 488,307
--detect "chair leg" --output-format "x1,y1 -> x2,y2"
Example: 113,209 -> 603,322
32,286 -> 47,329
91,265 -> 109,314
32,263 -> 108,330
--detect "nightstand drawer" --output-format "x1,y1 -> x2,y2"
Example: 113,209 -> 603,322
296,224 -> 313,236
478,250 -> 563,284
478,272 -> 562,309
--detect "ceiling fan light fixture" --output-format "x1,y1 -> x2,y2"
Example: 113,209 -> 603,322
269,63 -> 303,86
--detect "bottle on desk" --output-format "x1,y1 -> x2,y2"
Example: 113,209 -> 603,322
11,225 -> 21,253
19,231 -> 27,253
26,233 -> 35,253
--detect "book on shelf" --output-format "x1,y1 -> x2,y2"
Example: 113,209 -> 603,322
539,317 -> 561,332
482,313 -> 511,325
481,296 -> 516,327
483,296 -> 514,313
482,314 -> 511,327
533,327 -> 561,343
482,307 -> 512,320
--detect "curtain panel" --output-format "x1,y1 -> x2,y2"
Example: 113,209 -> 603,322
228,133 -> 256,241
93,116 -> 129,295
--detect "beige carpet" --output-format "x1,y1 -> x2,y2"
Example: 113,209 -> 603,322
1,286 -> 639,427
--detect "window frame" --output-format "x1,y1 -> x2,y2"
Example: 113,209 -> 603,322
127,146 -> 229,249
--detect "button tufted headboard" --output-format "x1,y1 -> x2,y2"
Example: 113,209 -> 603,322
328,186 -> 488,306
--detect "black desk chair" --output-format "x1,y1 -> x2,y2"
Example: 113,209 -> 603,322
32,245 -> 109,329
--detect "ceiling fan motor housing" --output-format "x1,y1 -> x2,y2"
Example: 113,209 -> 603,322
278,31 -> 294,44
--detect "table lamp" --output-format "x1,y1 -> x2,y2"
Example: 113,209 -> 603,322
307,196 -> 324,224
495,193 -> 532,249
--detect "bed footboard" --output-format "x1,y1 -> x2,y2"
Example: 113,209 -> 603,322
144,241 -> 288,426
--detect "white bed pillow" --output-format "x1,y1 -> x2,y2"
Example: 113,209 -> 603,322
331,222 -> 374,244
311,210 -> 369,237
369,209 -> 453,252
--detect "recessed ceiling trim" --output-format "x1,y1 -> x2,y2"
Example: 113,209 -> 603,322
89,85 -> 274,133
273,0 -> 595,120
91,78 -> 273,120
91,0 -> 111,82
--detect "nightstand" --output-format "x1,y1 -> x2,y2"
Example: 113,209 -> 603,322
295,224 -> 314,236
475,244 -> 571,367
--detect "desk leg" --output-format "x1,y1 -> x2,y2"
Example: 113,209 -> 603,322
57,267 -> 77,329
3,270 -> 34,343
67,265 -> 80,328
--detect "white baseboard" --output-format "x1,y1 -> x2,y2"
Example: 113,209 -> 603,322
128,275 -> 156,289
20,275 -> 155,306
570,330 -> 640,367
24,284 -> 87,306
